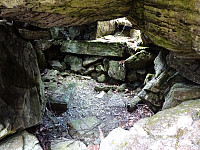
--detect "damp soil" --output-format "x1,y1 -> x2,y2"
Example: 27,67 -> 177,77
29,69 -> 154,149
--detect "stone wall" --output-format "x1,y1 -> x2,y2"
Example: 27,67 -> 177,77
0,22 -> 45,139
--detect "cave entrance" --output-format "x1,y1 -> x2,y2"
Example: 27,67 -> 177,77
28,17 -> 155,149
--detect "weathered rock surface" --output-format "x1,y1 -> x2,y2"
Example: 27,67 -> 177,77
154,50 -> 168,77
0,131 -> 42,150
167,52 -> 200,84
130,29 -> 141,41
42,69 -> 76,112
108,60 -> 126,81
131,68 -> 185,112
126,70 -> 137,83
125,50 -> 156,70
64,54 -> 83,72
1,0 -> 200,60
83,56 -> 103,67
163,83 -> 200,110
96,20 -> 116,38
61,40 -> 127,57
51,139 -> 86,150
48,60 -> 65,71
0,23 -> 44,139
129,0 -> 200,59
0,0 -> 132,28
18,29 -> 51,40
100,100 -> 200,150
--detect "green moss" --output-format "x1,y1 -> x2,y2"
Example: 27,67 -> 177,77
175,128 -> 187,149
118,141 -> 128,150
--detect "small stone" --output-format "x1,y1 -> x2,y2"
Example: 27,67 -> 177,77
127,70 -> 137,83
50,27 -> 67,39
49,60 -> 65,71
34,39 -> 53,51
91,72 -> 102,79
108,60 -> 126,81
68,26 -> 81,40
64,54 -> 83,72
96,19 -> 116,38
0,124 -> 4,131
83,65 -> 95,75
69,116 -> 100,135
42,69 -> 59,82
128,95 -> 141,108
96,65 -> 104,72
117,83 -> 127,92
115,17 -> 132,27
103,58 -> 109,72
130,29 -> 142,41
97,74 -> 106,83
95,91 -> 106,98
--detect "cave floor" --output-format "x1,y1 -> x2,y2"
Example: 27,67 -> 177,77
34,69 -> 153,149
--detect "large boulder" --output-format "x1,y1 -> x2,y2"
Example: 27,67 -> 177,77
129,0 -> 200,59
100,99 -> 200,150
0,131 -> 42,150
0,23 -> 45,139
0,0 -> 132,28
167,52 -> 200,84
163,83 -> 200,110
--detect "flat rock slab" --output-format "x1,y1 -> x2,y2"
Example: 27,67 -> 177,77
163,83 -> 200,110
60,40 -> 127,57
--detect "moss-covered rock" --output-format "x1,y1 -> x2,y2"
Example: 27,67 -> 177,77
60,40 -> 126,57
163,83 -> 200,110
97,74 -> 107,83
125,50 -> 156,70
0,23 -> 45,140
100,99 -> 200,150
0,0 -> 132,28
108,60 -> 126,81
128,0 -> 200,59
